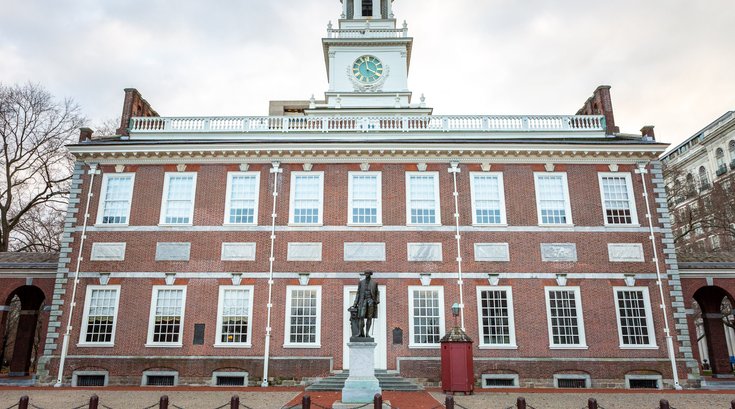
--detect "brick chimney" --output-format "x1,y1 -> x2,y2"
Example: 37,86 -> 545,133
78,127 -> 94,143
116,88 -> 160,136
576,85 -> 620,135
640,125 -> 655,141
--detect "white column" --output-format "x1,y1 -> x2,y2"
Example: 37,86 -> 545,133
372,0 -> 380,17
387,0 -> 393,18
355,0 -> 362,18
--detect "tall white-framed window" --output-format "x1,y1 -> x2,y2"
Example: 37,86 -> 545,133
348,172 -> 382,225
96,173 -> 135,225
79,285 -> 121,346
146,286 -> 187,347
470,172 -> 507,225
476,286 -> 516,348
405,172 -> 441,225
159,173 -> 197,225
613,287 -> 657,349
224,172 -> 260,225
289,172 -> 324,225
215,286 -> 254,347
544,286 -> 587,349
284,285 -> 321,348
408,286 -> 445,348
534,173 -> 573,225
598,173 -> 638,226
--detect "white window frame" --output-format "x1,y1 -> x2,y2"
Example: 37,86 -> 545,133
476,286 -> 517,349
96,173 -> 135,226
159,172 -> 197,226
347,171 -> 382,226
223,172 -> 260,226
613,286 -> 658,349
544,286 -> 587,349
408,285 -> 445,349
146,285 -> 187,347
215,286 -> 255,348
283,285 -> 322,348
405,172 -> 441,226
470,172 -> 507,226
598,172 -> 639,226
78,285 -> 121,347
534,172 -> 573,226
288,171 -> 325,226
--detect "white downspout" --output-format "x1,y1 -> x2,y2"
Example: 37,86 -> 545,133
55,162 -> 98,387
261,161 -> 282,387
448,162 -> 465,330
637,162 -> 682,390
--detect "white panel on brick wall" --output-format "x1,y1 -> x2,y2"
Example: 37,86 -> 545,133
474,243 -> 510,262
344,243 -> 386,261
608,243 -> 645,262
287,243 -> 322,261
407,243 -> 442,262
540,243 -> 577,262
155,242 -> 191,261
90,243 -> 126,261
221,243 -> 256,261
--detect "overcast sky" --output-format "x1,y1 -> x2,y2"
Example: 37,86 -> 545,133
2,0 -> 734,149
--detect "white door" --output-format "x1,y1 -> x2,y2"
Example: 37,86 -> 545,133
343,285 -> 387,370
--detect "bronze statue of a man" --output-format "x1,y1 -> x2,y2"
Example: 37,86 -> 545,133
350,270 -> 379,340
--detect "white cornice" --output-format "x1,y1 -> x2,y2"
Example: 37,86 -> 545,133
70,142 -> 665,164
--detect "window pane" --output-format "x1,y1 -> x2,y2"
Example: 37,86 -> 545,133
548,290 -> 581,346
85,289 -> 118,343
479,290 -> 511,345
351,174 -> 379,224
617,290 -> 650,345
473,175 -> 503,224
101,176 -> 133,224
409,175 -> 437,224
153,289 -> 184,343
537,175 -> 567,224
412,289 -> 441,344
289,289 -> 318,344
164,175 -> 195,224
228,175 -> 258,224
220,289 -> 251,343
602,176 -> 633,224
293,175 -> 321,224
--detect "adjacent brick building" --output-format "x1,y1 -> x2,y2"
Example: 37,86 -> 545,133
35,0 -> 698,389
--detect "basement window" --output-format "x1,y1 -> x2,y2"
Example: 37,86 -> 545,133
554,374 -> 590,389
72,371 -> 108,387
142,371 -> 178,386
481,374 -> 518,388
626,375 -> 662,390
212,371 -> 249,387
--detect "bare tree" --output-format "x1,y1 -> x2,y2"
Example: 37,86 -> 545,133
665,167 -> 735,252
0,83 -> 84,252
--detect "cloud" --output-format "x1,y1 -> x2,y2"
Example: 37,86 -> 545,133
1,0 -> 733,147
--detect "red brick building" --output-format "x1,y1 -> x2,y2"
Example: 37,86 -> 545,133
36,0 -> 698,389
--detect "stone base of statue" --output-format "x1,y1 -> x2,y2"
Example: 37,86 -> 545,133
334,341 -> 387,408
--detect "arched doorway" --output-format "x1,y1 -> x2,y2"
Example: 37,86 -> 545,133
693,286 -> 735,376
1,286 -> 45,376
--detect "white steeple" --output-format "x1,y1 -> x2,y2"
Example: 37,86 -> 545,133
312,0 -> 428,113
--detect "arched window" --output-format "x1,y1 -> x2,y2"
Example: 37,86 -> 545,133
729,140 -> 735,163
686,173 -> 696,197
716,148 -> 727,176
699,166 -> 710,190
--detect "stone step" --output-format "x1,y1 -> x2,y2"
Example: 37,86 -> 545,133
307,371 -> 423,391
0,376 -> 36,386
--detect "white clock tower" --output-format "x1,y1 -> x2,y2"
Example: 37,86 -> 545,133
311,0 -> 430,114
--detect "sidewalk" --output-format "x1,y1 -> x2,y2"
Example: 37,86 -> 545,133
0,387 -> 734,409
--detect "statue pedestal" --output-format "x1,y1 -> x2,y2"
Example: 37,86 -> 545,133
335,342 -> 383,407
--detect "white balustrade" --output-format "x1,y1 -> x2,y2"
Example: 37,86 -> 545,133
327,28 -> 407,38
128,115 -> 605,135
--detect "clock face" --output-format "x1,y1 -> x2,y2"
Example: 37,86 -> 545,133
352,55 -> 384,84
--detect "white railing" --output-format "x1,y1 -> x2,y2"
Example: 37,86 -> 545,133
128,115 -> 606,134
327,27 -> 408,38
